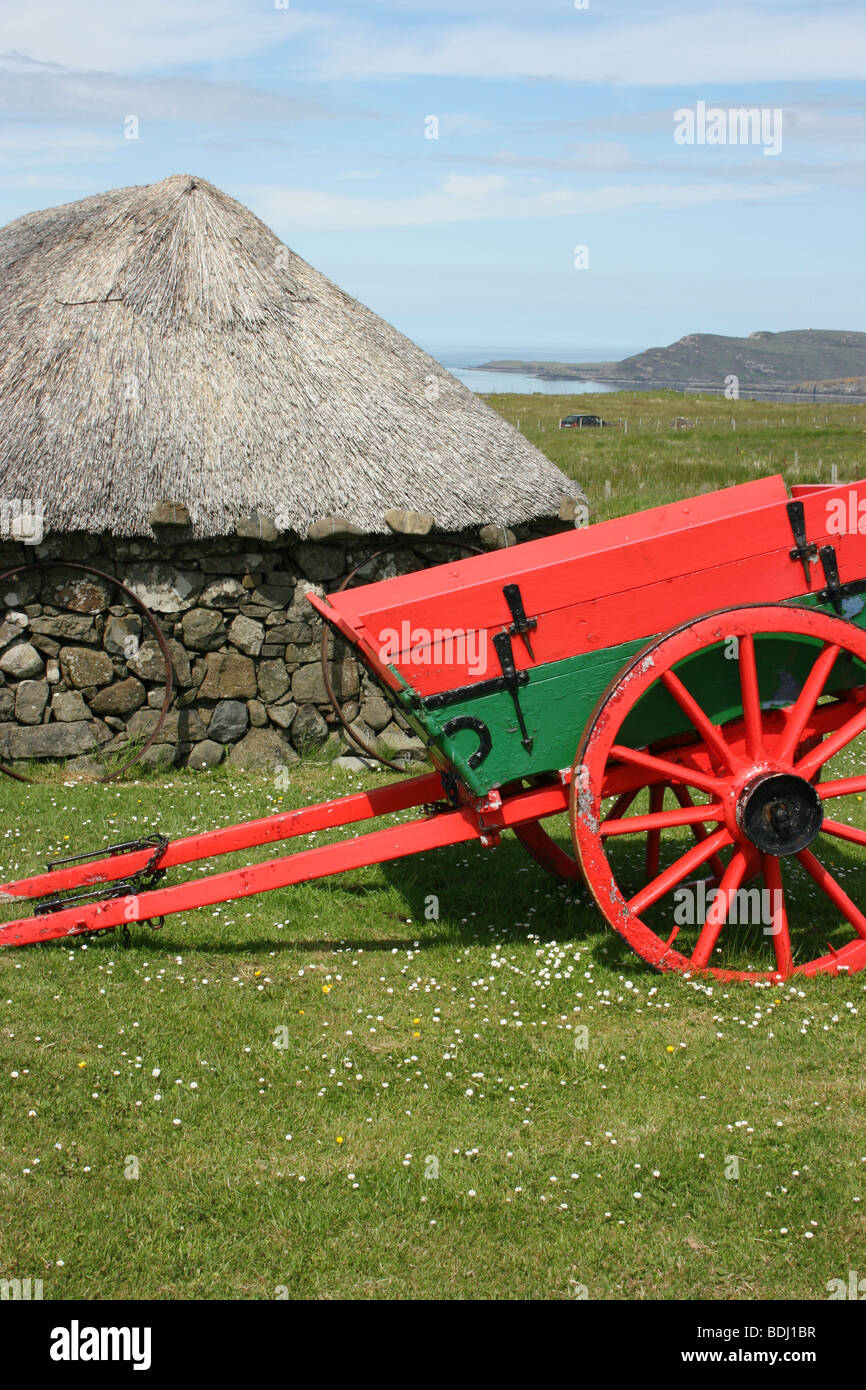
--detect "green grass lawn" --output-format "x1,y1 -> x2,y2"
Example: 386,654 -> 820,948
1,393 -> 865,1301
491,388 -> 866,523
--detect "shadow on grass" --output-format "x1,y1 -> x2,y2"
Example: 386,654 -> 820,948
13,812 -> 862,974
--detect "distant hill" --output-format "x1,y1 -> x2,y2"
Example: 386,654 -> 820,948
478,330 -> 866,391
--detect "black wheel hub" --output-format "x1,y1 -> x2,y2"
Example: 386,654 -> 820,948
737,772 -> 823,856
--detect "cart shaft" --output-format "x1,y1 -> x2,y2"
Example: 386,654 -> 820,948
0,776 -> 570,948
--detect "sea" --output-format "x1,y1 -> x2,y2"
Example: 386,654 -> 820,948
423,343 -> 635,395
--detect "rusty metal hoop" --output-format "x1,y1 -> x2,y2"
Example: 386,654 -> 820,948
319,538 -> 486,772
0,560 -> 174,783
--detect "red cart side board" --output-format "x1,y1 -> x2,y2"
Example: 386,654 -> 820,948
327,474 -> 789,619
309,476 -> 866,699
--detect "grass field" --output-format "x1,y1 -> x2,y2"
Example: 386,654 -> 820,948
491,388 -> 866,523
1,392 -> 865,1301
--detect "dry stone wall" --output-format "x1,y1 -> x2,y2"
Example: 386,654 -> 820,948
0,518 -> 567,774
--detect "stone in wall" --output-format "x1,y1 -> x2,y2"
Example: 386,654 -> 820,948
122,563 -> 204,612
128,639 -> 191,686
15,680 -> 49,725
208,700 -> 248,743
198,652 -> 258,700
59,647 -> 115,689
0,642 -> 44,679
181,609 -> 226,651
89,677 -> 147,715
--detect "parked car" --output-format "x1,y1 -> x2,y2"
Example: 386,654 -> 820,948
559,414 -> 614,428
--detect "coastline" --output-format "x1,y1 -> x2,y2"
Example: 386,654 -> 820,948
470,363 -> 866,403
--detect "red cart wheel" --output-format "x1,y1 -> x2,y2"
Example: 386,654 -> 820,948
571,604 -> 866,982
505,776 -> 584,882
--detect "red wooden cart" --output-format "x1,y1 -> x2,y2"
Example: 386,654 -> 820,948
3,473 -> 866,983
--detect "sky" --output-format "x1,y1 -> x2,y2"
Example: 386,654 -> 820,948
1,0 -> 864,357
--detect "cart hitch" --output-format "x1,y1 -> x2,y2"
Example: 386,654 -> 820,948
37,834 -> 170,931
35,878 -> 145,917
46,832 -> 169,874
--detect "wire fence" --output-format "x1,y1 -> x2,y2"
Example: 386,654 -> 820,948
505,413 -> 866,434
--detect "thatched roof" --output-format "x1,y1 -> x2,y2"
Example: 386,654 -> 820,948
0,174 -> 586,540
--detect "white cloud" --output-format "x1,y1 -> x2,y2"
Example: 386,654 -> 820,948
0,52 -> 369,125
437,113 -> 497,137
245,175 -> 812,232
440,173 -> 508,198
3,4 -> 864,88
0,127 -> 118,165
0,2 -> 328,73
308,11 -> 866,85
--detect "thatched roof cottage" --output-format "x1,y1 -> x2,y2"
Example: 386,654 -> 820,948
0,174 -> 587,772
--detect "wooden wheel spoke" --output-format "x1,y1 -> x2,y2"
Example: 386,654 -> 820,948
819,774 -> 866,801
776,641 -> 842,763
604,788 -> 640,821
738,632 -> 764,759
796,702 -> 866,780
610,744 -> 725,797
644,784 -> 665,881
691,850 -> 748,969
601,801 -> 725,838
670,784 -> 728,879
660,669 -> 738,772
820,818 -> 866,851
796,847 -> 866,939
627,828 -> 732,917
762,855 -> 793,978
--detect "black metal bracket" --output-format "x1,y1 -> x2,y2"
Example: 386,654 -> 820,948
503,583 -> 537,660
418,631 -> 534,755
420,667 -> 529,711
492,630 -> 533,753
818,545 -> 843,612
786,500 -> 818,587
805,545 -> 866,614
439,770 -> 463,806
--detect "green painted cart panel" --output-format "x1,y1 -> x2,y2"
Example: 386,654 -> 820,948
398,595 -> 866,796
398,637 -> 649,793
